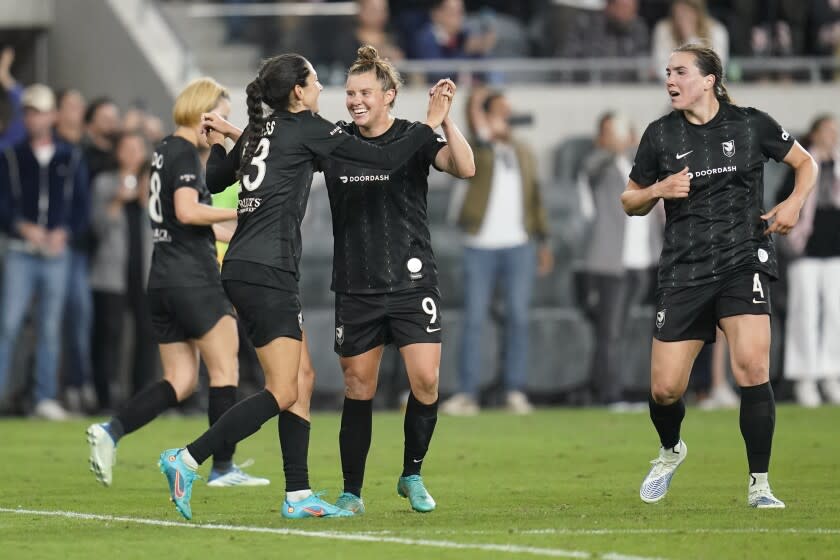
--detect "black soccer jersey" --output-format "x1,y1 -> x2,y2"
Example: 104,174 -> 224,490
205,110 -> 435,287
147,135 -> 220,289
630,102 -> 795,288
319,118 -> 447,294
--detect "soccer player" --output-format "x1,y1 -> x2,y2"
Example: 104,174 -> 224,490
622,44 -> 817,508
86,78 -> 268,488
158,53 -> 452,520
316,47 -> 474,515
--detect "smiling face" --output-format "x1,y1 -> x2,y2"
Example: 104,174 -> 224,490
345,70 -> 394,130
665,50 -> 714,111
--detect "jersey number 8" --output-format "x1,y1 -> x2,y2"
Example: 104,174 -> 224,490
242,137 -> 270,192
148,153 -> 164,223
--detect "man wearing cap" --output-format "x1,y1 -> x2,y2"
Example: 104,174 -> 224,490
0,83 -> 89,419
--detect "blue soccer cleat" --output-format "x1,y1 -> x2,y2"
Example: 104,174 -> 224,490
282,493 -> 354,519
334,492 -> 366,514
159,448 -> 199,520
397,475 -> 436,513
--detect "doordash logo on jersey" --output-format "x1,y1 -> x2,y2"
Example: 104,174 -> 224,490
339,174 -> 390,184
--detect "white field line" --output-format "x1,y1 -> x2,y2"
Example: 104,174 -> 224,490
0,507 -> 666,560
352,527 -> 840,536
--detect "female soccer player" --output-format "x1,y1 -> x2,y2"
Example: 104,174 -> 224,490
159,53 -> 452,520
320,46 -> 474,515
622,44 -> 817,508
87,78 -> 268,488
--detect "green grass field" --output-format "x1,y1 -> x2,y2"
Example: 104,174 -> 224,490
1,405 -> 838,559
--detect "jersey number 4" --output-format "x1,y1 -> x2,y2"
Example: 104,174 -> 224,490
242,138 -> 270,192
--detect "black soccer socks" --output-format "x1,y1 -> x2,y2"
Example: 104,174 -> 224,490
208,385 -> 238,471
187,389 -> 280,465
279,410 -> 311,492
402,393 -> 438,477
339,397 -> 373,497
648,395 -> 685,450
112,379 -> 178,440
739,382 -> 775,473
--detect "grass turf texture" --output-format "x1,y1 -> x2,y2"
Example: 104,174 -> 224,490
1,406 -> 838,559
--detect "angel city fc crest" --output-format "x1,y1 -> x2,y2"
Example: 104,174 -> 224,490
722,139 -> 735,158
656,309 -> 667,329
335,325 -> 344,345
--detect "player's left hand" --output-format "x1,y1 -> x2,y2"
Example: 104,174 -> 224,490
429,79 -> 456,99
761,198 -> 801,236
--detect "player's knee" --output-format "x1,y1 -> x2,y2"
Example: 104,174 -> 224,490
343,368 -> 376,400
266,383 -> 298,410
410,369 -> 439,401
165,372 -> 198,401
650,383 -> 682,405
733,359 -> 769,386
207,361 -> 239,387
298,363 -> 316,392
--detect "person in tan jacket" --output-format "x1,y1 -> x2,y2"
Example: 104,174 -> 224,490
441,87 -> 552,416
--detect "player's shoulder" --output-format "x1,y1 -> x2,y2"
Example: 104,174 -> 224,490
647,110 -> 682,132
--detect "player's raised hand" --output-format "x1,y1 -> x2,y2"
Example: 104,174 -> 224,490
425,87 -> 452,130
201,112 -> 241,143
655,166 -> 691,200
761,198 -> 801,236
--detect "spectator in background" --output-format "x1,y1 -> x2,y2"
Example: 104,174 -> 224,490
54,87 -> 97,414
55,89 -> 87,145
0,85 -> 89,420
89,131 -> 148,412
441,87 -> 552,416
408,0 -> 496,82
782,114 -> 840,407
143,115 -> 165,144
83,97 -> 120,181
578,112 -> 661,410
334,0 -> 405,69
561,0 -> 649,81
0,47 -> 25,150
809,0 -> 840,80
651,0 -> 729,78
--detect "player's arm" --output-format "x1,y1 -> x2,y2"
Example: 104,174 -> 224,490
761,141 -> 818,235
206,136 -> 243,194
174,187 -> 237,225
435,116 -> 475,178
212,219 -> 237,243
621,167 -> 690,216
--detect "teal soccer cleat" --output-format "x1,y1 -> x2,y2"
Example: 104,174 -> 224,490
282,493 -> 354,519
159,448 -> 199,520
334,492 -> 366,514
397,475 -> 436,513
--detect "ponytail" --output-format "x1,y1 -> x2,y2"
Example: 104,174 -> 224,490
238,78 -> 268,180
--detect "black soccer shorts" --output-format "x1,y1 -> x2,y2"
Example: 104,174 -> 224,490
334,287 -> 443,357
147,285 -> 234,344
653,270 -> 771,343
223,279 -> 303,347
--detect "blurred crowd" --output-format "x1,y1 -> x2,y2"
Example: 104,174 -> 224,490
206,0 -> 840,83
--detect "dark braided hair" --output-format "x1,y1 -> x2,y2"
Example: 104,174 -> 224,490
238,54 -> 311,180
674,43 -> 732,104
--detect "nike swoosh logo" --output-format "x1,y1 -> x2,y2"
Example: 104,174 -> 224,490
174,469 -> 185,499
302,506 -> 325,517
753,299 -> 766,304
412,458 -> 423,463
676,151 -> 693,159
426,327 -> 441,333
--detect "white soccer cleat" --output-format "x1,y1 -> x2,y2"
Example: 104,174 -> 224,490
207,460 -> 270,487
748,475 -> 785,509
640,439 -> 687,503
86,423 -> 116,487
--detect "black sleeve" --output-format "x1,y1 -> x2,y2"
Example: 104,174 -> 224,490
206,137 -> 243,194
422,128 -> 447,171
754,109 -> 796,162
629,123 -> 660,187
169,149 -> 201,191
301,112 -> 435,170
